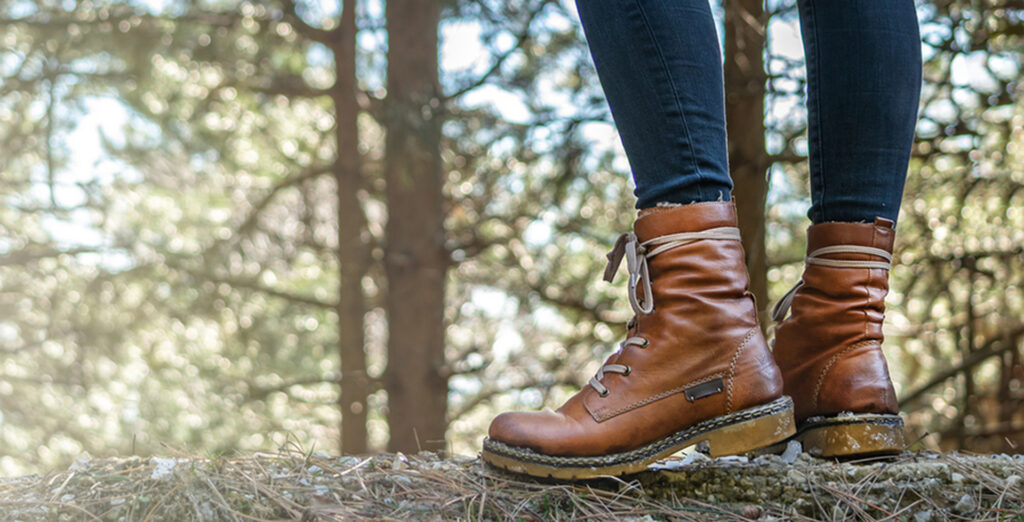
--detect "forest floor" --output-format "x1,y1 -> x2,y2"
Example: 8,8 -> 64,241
0,444 -> 1021,521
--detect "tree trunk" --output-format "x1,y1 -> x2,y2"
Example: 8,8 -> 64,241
383,0 -> 448,453
723,0 -> 769,328
331,0 -> 369,455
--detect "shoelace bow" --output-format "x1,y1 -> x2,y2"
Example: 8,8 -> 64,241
770,244 -> 893,324
588,226 -> 741,396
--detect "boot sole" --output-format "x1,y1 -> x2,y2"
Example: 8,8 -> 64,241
481,396 -> 795,480
795,413 -> 905,458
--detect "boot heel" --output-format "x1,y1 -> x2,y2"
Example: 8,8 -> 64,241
798,414 -> 905,458
701,399 -> 796,457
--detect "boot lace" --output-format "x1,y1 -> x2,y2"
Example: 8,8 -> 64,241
589,226 -> 741,397
770,244 -> 892,323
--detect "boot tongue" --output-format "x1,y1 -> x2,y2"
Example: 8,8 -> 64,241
807,217 -> 895,253
634,201 -> 739,242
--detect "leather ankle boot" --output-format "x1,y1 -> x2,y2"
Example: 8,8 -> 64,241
771,217 -> 905,458
482,201 -> 794,479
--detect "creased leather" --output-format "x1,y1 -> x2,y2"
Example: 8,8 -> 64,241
772,218 -> 900,423
487,201 -> 784,457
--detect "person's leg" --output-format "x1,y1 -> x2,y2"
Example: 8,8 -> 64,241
800,0 -> 922,223
771,0 -> 922,458
482,2 -> 795,478
574,0 -> 732,208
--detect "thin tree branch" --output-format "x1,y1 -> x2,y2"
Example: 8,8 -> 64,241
279,0 -> 335,44
236,164 -> 332,237
443,0 -> 555,101
900,325 -> 1024,405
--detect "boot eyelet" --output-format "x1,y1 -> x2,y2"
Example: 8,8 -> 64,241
639,338 -> 650,349
599,389 -> 609,397
623,366 -> 631,376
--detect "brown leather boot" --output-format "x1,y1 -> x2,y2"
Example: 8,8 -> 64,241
481,202 -> 794,479
771,217 -> 905,458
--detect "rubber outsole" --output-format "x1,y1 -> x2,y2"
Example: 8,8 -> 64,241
481,396 -> 795,480
796,413 -> 906,458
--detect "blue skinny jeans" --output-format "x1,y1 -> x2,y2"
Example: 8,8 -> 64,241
574,0 -> 922,224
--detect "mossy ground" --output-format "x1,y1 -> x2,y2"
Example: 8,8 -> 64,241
0,448 -> 1020,520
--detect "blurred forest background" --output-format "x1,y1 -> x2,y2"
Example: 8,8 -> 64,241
0,0 -> 1021,476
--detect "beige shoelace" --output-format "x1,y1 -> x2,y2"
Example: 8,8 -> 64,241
770,245 -> 892,323
589,226 -> 741,397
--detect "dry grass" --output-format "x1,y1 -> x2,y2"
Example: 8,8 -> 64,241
0,447 -> 1020,521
